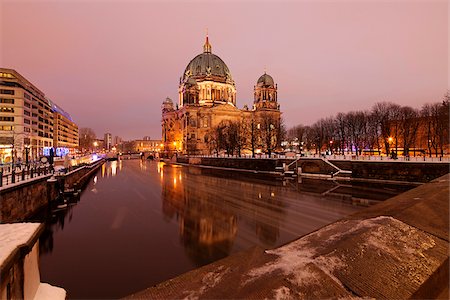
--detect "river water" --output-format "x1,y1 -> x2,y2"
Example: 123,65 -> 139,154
36,160 -> 405,299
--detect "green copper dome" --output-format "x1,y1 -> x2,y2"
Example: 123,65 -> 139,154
182,36 -> 235,86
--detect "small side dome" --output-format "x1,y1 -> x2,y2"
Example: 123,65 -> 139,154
257,73 -> 274,87
163,97 -> 173,104
162,97 -> 174,111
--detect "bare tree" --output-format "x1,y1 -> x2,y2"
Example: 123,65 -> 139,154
334,113 -> 348,155
345,111 -> 366,156
260,113 -> 281,157
372,102 -> 401,155
79,127 -> 96,152
398,106 -> 419,156
421,99 -> 449,157
287,124 -> 306,152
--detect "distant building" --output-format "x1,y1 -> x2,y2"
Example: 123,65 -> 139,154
114,135 -> 122,146
131,139 -> 161,152
143,136 -> 151,141
104,133 -> 112,151
0,68 -> 79,163
161,35 -> 281,155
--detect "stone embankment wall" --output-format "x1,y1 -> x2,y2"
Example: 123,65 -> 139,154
346,161 -> 450,182
0,159 -> 104,223
178,156 -> 278,171
178,156 -> 449,183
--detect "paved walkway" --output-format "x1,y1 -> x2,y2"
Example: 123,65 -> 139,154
126,174 -> 449,299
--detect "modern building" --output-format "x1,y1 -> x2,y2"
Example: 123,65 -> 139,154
0,68 -> 78,163
104,133 -> 112,151
51,100 -> 79,156
161,36 -> 281,155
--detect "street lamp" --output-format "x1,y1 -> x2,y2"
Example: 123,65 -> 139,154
25,145 -> 30,165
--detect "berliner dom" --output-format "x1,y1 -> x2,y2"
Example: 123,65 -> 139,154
162,35 -> 281,155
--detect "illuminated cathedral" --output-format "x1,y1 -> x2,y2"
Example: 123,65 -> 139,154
161,35 -> 281,155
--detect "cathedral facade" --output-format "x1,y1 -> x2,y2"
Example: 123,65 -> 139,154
161,36 -> 281,156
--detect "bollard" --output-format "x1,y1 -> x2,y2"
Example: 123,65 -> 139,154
30,167 -> 34,178
21,169 -> 25,181
11,170 -> 15,183
0,170 -> 2,187
38,166 -> 41,176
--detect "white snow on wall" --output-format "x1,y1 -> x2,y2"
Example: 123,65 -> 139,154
0,223 -> 41,266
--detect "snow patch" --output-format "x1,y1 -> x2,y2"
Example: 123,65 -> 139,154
272,286 -> 291,300
0,223 -> 41,265
183,266 -> 230,299
244,216 -> 408,291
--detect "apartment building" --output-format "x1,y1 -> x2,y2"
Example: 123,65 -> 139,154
0,68 -> 78,163
51,101 -> 79,156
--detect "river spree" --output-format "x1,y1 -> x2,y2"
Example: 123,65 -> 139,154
37,160 -> 401,299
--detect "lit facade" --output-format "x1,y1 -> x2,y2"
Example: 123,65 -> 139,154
51,101 -> 79,155
0,68 -> 78,163
162,36 -> 281,155
104,133 -> 112,151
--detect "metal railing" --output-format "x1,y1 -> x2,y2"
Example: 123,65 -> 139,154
0,163 -> 53,187
179,153 -> 450,162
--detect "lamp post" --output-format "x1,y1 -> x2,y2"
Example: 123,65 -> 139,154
329,140 -> 333,155
25,145 -> 30,166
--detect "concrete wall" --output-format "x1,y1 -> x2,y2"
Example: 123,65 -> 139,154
0,176 -> 57,223
0,159 -> 105,223
177,156 -> 449,183
179,157 -> 278,171
349,161 -> 450,182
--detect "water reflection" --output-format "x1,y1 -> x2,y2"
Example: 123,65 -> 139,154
101,160 -> 121,178
160,164 -> 287,265
35,160 -> 410,299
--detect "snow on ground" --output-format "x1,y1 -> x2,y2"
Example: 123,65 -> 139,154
0,223 -> 41,266
243,216 -> 439,296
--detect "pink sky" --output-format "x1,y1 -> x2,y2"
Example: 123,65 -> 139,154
1,0 -> 447,140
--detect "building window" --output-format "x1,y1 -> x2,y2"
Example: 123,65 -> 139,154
24,118 -> 31,124
24,93 -> 31,100
0,116 -> 14,121
24,127 -> 31,132
0,107 -> 14,113
24,110 -> 30,116
0,89 -> 14,95
0,72 -> 15,78
24,102 -> 31,108
0,98 -> 14,104
0,125 -> 14,131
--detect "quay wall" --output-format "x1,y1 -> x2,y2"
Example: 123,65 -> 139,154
177,156 -> 278,171
0,159 -> 105,223
177,156 -> 449,183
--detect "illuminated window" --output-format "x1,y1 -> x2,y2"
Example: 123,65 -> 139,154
0,107 -> 14,113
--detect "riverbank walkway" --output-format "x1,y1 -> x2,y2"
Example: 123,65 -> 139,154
126,173 -> 449,299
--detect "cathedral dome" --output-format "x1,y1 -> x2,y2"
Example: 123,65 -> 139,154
182,36 -> 234,85
257,73 -> 274,87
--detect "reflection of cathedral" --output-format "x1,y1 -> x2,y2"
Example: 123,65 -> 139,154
162,35 -> 281,155
159,163 -> 285,266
